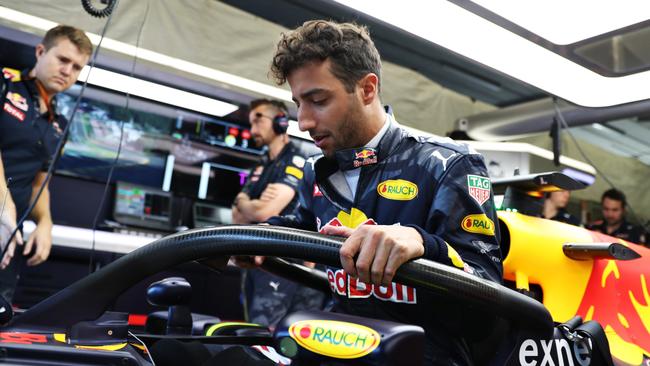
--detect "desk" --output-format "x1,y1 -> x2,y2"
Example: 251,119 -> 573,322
22,221 -> 157,254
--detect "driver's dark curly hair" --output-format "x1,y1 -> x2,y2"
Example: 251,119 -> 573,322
270,20 -> 382,93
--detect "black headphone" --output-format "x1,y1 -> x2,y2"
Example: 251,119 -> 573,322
251,99 -> 290,135
272,112 -> 289,134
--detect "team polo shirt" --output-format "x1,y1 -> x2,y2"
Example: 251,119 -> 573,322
0,68 -> 68,217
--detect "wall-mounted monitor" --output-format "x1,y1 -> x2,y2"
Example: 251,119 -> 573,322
113,181 -> 172,231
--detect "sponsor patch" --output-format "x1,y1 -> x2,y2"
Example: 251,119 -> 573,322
467,175 -> 491,205
518,338 -> 592,366
292,155 -> 305,168
353,148 -> 378,168
318,208 -> 376,231
377,179 -> 418,201
471,240 -> 499,254
313,184 -> 323,197
251,345 -> 291,365
445,243 -> 465,269
285,166 -> 304,180
2,68 -> 20,82
289,319 -> 380,359
3,103 -> 25,121
461,214 -> 495,236
431,150 -> 457,171
6,92 -> 28,112
327,268 -> 417,304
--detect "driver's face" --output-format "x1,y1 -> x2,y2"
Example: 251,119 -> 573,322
288,59 -> 366,158
602,197 -> 625,226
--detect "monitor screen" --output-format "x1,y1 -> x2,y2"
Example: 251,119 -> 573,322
56,85 -> 263,190
197,162 -> 248,203
193,202 -> 232,227
114,181 -> 172,230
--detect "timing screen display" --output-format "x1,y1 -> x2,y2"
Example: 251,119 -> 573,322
115,184 -> 170,222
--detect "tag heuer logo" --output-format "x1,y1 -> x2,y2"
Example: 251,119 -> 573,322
467,175 -> 491,205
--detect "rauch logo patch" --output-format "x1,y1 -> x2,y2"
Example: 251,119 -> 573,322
377,179 -> 418,201
289,320 -> 380,359
461,214 -> 495,235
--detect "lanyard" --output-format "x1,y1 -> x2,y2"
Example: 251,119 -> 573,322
34,79 -> 54,123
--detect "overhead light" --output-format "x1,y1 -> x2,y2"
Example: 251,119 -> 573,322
0,6 -> 293,103
332,1 -> 650,107
459,140 -> 597,175
471,0 -> 650,45
78,67 -> 239,117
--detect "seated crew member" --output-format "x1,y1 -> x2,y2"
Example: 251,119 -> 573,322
232,99 -> 325,327
258,20 -> 503,365
0,25 -> 92,302
542,190 -> 581,226
587,188 -> 647,246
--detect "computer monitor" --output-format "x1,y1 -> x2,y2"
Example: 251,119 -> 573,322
113,181 -> 173,231
197,162 -> 249,202
193,202 -> 232,228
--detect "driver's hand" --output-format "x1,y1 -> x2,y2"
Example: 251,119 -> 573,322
320,224 -> 424,286
233,255 -> 265,268
0,208 -> 23,269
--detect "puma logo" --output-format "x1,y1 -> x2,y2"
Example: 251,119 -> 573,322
431,151 -> 457,171
269,281 -> 280,291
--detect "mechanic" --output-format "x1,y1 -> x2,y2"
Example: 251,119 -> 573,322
232,99 -> 326,327
587,188 -> 647,246
0,25 -> 92,302
542,190 -> 581,226
261,20 -> 503,365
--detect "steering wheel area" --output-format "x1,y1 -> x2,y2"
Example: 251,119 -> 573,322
3,225 -> 553,365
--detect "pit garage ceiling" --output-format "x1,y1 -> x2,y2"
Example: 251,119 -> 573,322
1,0 -> 649,223
0,0 -> 500,137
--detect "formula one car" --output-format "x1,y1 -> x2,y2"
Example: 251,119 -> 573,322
0,172 -> 643,365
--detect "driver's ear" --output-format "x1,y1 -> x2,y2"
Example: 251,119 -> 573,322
358,73 -> 379,106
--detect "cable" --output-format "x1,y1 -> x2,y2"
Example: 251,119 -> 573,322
81,0 -> 117,18
128,330 -> 156,365
0,0 -> 121,260
552,98 -> 645,226
89,0 -> 151,274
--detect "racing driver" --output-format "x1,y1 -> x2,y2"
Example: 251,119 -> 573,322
261,20 -> 503,365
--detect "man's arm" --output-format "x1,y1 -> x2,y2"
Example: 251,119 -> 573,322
0,152 -> 23,269
233,183 -> 296,223
23,171 -> 52,266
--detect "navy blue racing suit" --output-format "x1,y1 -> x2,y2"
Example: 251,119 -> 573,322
268,114 -> 502,365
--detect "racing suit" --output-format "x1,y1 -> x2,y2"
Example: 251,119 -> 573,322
268,113 -> 503,365
240,141 -> 327,327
